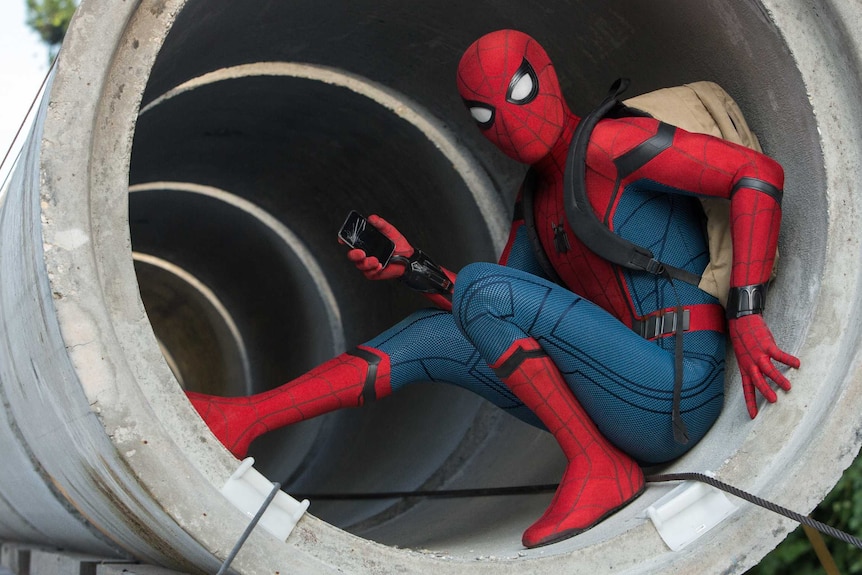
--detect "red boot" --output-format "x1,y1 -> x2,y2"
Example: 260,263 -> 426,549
186,346 -> 391,458
492,338 -> 645,548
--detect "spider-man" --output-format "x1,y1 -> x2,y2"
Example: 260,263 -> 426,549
187,29 -> 800,548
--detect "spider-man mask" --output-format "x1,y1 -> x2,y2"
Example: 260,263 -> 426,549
457,30 -> 567,164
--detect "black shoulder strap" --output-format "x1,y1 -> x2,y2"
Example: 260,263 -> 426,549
562,79 -> 702,287
520,169 -> 565,286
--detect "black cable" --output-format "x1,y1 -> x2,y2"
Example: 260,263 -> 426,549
0,50 -> 57,188
217,481 -> 282,575
291,473 -> 862,551
646,472 -> 862,550
290,483 -> 558,501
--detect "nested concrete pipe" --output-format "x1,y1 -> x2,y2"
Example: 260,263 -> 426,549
0,0 -> 860,572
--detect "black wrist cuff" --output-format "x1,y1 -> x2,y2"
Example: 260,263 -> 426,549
394,250 -> 453,298
726,283 -> 768,320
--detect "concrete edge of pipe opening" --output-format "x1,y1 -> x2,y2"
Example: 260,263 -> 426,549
22,0 -> 862,573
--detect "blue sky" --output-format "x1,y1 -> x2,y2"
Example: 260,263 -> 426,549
0,1 -> 51,179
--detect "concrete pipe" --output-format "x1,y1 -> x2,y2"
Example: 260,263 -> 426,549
0,0 -> 860,573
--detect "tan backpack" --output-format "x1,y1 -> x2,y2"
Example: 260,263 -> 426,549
623,82 -> 775,306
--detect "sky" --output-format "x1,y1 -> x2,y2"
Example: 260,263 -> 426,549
0,0 -> 51,183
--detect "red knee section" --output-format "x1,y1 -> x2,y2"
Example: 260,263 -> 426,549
494,338 -> 644,548
186,346 -> 391,458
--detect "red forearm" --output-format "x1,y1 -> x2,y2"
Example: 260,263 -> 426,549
729,157 -> 784,288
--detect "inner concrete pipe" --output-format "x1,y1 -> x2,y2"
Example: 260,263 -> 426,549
1,0 -> 861,572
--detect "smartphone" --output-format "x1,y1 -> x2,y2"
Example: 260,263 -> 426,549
337,211 -> 396,268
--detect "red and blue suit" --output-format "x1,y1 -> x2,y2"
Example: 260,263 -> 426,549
187,29 -> 800,548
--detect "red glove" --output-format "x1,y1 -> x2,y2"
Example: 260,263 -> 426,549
728,314 -> 800,418
345,215 -> 414,280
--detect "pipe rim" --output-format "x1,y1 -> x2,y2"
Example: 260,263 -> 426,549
27,0 -> 862,572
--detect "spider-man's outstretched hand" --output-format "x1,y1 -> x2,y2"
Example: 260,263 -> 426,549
345,214 -> 414,281
728,314 -> 801,419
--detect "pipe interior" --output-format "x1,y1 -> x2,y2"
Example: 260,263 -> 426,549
128,0 -> 822,554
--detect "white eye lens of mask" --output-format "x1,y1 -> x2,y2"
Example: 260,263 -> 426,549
470,107 -> 493,124
509,73 -> 534,102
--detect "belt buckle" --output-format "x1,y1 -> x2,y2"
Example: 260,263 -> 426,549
637,309 -> 690,339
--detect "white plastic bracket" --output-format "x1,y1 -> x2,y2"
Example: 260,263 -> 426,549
645,475 -> 738,551
220,457 -> 310,541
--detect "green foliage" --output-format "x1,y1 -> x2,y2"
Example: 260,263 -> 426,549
24,0 -> 78,58
746,449 -> 862,574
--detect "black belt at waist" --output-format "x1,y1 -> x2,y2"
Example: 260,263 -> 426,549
632,303 -> 726,340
